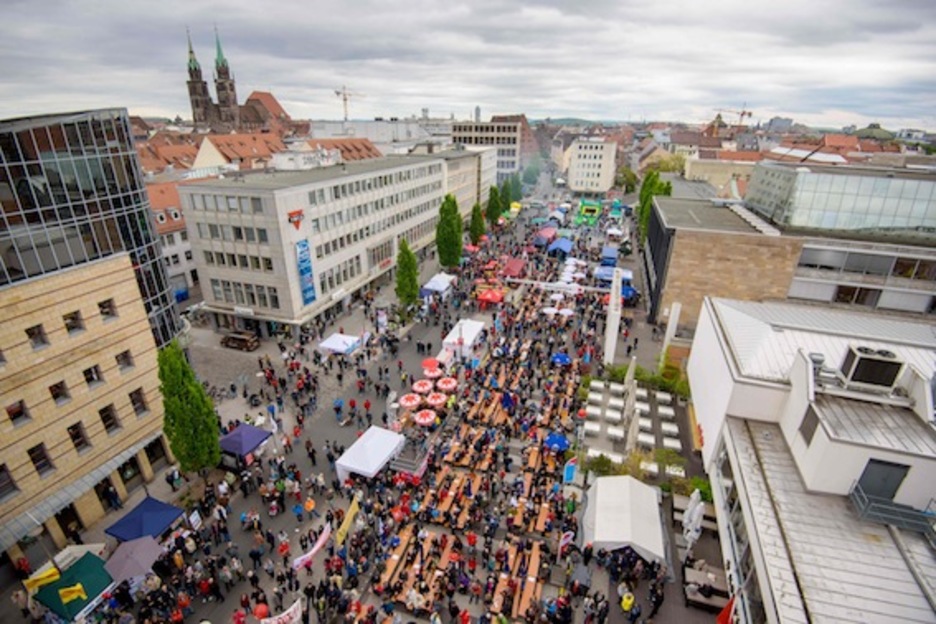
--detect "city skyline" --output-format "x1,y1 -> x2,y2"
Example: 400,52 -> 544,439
2,0 -> 936,131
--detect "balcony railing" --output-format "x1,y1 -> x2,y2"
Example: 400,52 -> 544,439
849,482 -> 936,550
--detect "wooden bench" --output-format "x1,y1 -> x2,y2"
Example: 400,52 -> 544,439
684,586 -> 730,613
395,532 -> 440,603
639,461 -> 659,477
512,543 -> 542,619
379,524 -> 414,588
489,545 -> 519,614
638,417 -> 653,432
637,433 -> 655,449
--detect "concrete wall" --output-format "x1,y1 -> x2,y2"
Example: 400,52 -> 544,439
684,159 -> 757,189
660,230 -> 803,331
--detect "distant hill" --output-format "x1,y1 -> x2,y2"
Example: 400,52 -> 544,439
531,117 -> 610,126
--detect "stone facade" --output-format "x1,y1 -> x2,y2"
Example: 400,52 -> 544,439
0,254 -> 167,551
659,230 -> 803,329
684,159 -> 757,189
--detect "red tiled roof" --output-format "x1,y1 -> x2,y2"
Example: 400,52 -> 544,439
822,133 -> 859,149
246,91 -> 291,120
307,138 -> 383,161
201,133 -> 286,164
146,182 -> 185,234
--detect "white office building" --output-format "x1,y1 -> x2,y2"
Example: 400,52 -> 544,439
566,137 -> 617,194
688,297 -> 936,624
452,115 -> 536,184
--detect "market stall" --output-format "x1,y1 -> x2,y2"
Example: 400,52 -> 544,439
443,319 -> 486,359
319,332 -> 367,354
335,426 -> 406,483
582,476 -> 665,563
104,497 -> 185,543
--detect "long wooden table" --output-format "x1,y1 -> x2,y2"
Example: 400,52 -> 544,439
379,524 -> 414,588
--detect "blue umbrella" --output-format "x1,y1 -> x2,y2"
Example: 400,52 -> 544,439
333,398 -> 344,408
544,432 -> 570,452
551,353 -> 572,366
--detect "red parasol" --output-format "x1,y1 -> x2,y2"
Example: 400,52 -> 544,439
412,379 -> 434,394
436,377 -> 458,393
422,357 -> 440,370
399,393 -> 423,409
423,367 -> 444,379
413,409 -> 437,426
425,392 -> 448,408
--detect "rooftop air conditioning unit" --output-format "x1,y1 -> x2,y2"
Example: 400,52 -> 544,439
840,345 -> 904,392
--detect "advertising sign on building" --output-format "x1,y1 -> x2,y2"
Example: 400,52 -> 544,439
296,240 -> 317,305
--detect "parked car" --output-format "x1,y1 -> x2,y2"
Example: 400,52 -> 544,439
220,331 -> 260,351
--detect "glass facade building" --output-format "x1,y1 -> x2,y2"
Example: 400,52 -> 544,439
0,109 -> 180,346
745,161 -> 936,233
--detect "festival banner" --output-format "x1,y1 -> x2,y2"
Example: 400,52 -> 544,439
334,498 -> 360,547
261,598 -> 303,624
292,523 -> 331,571
296,239 -> 317,305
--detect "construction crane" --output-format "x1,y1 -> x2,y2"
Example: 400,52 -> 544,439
714,107 -> 753,127
334,85 -> 365,122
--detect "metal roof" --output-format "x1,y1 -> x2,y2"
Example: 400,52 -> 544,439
711,298 -> 936,383
727,418 -> 936,623
813,395 -> 936,457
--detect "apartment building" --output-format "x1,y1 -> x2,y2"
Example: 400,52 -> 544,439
566,137 -> 617,194
452,114 -> 537,183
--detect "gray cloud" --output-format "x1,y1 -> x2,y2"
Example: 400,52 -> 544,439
0,0 -> 934,130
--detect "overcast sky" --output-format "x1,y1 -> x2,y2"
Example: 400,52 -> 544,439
3,0 -> 936,131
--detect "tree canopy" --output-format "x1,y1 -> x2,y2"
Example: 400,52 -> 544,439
395,238 -> 419,314
435,193 -> 463,269
615,167 -> 639,193
485,185 -> 502,227
636,171 -> 672,245
469,202 -> 485,245
500,179 -> 512,215
509,174 -> 523,204
158,340 -> 220,474
522,163 -> 540,186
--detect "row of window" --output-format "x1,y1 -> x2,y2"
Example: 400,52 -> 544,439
458,136 -> 519,146
453,124 -> 519,134
314,200 -> 438,260
159,231 -> 189,248
164,251 -> 193,267
399,217 -> 439,252
187,195 -> 264,214
154,209 -> 182,224
195,223 -> 270,244
210,279 -> 280,310
309,181 -> 442,233
0,389 -> 148,499
798,249 -> 936,281
306,165 -> 442,206
14,299 -> 118,353
496,160 -> 518,171
320,256 -> 364,295
203,251 -> 273,272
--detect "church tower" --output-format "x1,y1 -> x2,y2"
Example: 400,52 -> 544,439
186,30 -> 214,127
213,29 -> 239,129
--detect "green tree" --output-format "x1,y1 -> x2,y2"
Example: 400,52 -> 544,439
158,340 -> 221,475
500,179 -> 512,215
510,174 -> 523,203
647,153 -> 685,174
485,185 -> 502,227
615,167 -> 639,193
435,193 -> 463,269
394,238 -> 419,316
522,163 -> 541,186
469,202 -> 486,245
637,170 -> 672,245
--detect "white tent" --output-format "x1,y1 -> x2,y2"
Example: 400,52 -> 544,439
335,426 -> 406,482
582,476 -> 665,563
423,272 -> 457,297
443,319 -> 486,359
319,333 -> 362,354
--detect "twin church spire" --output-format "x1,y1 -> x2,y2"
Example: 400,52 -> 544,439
186,27 -> 238,130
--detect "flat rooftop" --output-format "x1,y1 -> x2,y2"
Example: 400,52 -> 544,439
758,159 -> 936,182
655,197 -> 762,234
180,154 -> 440,191
728,417 -> 936,623
813,394 -> 936,457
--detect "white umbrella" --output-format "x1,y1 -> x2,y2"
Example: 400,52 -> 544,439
682,489 -> 702,532
558,308 -> 575,317
607,227 -> 623,237
549,293 -> 565,302
564,258 -> 578,266
572,271 -> 586,279
682,501 -> 705,553
541,307 -> 559,315
559,274 -> 573,283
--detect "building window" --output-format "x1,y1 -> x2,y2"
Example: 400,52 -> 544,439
204,251 -> 215,265
26,324 -> 49,349
99,404 -> 121,433
115,350 -> 134,371
98,298 -> 118,320
28,444 -> 55,476
251,197 -> 263,214
130,388 -> 149,416
0,464 -> 18,500
263,257 -> 273,272
63,311 -> 84,334
185,250 -> 193,261
180,230 -> 188,242
799,407 -> 819,446
49,381 -> 70,405
6,400 -> 30,425
83,365 -> 104,387
68,423 -> 91,452
257,228 -> 269,244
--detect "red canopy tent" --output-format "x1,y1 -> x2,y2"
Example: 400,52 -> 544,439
477,289 -> 504,304
500,258 -> 525,278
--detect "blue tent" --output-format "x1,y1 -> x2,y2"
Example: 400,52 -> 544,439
220,424 -> 272,457
532,235 -> 549,248
544,432 -> 570,452
594,266 -> 616,282
601,245 -> 618,260
547,238 -> 573,254
105,497 -> 184,542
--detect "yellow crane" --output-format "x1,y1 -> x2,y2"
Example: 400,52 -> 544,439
714,107 -> 753,127
334,85 -> 365,122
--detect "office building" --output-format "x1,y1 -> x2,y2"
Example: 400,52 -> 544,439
0,109 -> 180,572
688,297 -> 936,623
643,197 -> 936,331
744,161 -> 936,232
179,155 -> 450,337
